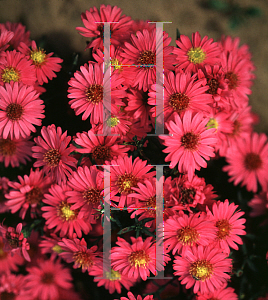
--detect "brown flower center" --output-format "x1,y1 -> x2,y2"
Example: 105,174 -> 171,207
1,67 -> 20,83
58,201 -> 78,221
43,149 -> 61,167
206,78 -> 219,95
116,173 -> 139,195
137,50 -> 156,67
25,187 -> 43,205
216,219 -> 232,240
41,272 -> 54,284
181,132 -> 199,150
169,93 -> 190,112
92,145 -> 111,162
6,103 -> 23,120
73,251 -> 94,269
231,120 -> 241,137
225,71 -> 238,90
177,226 -> 200,245
86,84 -> 103,104
244,153 -> 262,171
1,292 -> 16,300
83,188 -> 102,205
0,138 -> 16,156
179,187 -> 196,205
128,249 -> 150,267
190,259 -> 213,281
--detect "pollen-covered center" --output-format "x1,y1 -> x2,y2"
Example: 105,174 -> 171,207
73,251 -> 94,269
1,67 -> 20,83
190,259 -> 213,281
30,49 -> 47,66
216,219 -> 232,240
187,47 -> 206,64
52,244 -> 63,254
206,78 -> 219,95
43,149 -> 61,167
169,93 -> 190,112
25,187 -> 43,205
86,84 -> 103,104
111,58 -> 123,71
137,50 -> 156,67
6,103 -> 24,120
244,153 -> 262,171
206,118 -> 219,130
0,138 -> 16,156
116,173 -> 139,194
107,116 -> 120,128
181,132 -> 200,150
58,201 -> 77,221
225,71 -> 238,90
179,187 -> 196,205
177,226 -> 200,245
145,195 -> 156,216
83,188 -> 102,205
41,272 -> 54,284
92,145 -> 111,162
105,269 -> 121,281
128,249 -> 150,267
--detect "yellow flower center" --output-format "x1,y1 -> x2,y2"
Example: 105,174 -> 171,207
30,49 -> 46,66
105,269 -> 121,281
190,259 -> 213,281
73,251 -> 94,269
107,116 -> 120,128
116,173 -> 138,195
1,67 -> 20,83
52,244 -> 63,254
128,249 -> 150,267
206,118 -> 219,130
187,47 -> 206,64
58,202 -> 77,221
110,58 -> 123,71
177,226 -> 200,245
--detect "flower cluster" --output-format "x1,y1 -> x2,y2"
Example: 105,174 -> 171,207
0,5 -> 267,300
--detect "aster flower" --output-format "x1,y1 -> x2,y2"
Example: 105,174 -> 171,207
116,292 -> 154,300
121,28 -> 174,91
0,176 -> 9,213
0,50 -> 36,86
18,40 -> 63,85
173,31 -> 221,72
0,26 -> 14,51
0,82 -> 45,139
32,124 -> 77,184
160,110 -> 217,180
39,234 -> 64,260
23,258 -> 73,300
76,4 -> 133,51
173,245 -> 232,295
5,168 -> 52,219
106,155 -> 155,207
248,191 -> 268,218
42,183 -> 92,238
0,273 -> 25,299
163,211 -> 216,255
206,199 -> 246,254
58,237 -> 102,273
0,135 -> 33,167
111,236 -> 170,281
223,133 -> 268,193
67,62 -> 126,125
89,261 -> 136,294
196,283 -> 238,300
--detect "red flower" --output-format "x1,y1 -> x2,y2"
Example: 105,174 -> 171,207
0,27 -> 14,51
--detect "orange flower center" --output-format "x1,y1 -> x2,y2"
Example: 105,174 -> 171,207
83,188 -> 102,205
58,201 -> 78,221
92,145 -> 111,162
190,259 -> 213,281
43,149 -> 61,167
0,138 -> 16,156
73,251 -> 94,269
181,132 -> 200,150
128,249 -> 150,267
116,173 -> 138,195
169,93 -> 190,112
244,153 -> 262,171
177,226 -> 199,245
1,67 -> 20,83
6,103 -> 23,120
225,71 -> 238,90
25,187 -> 43,205
216,219 -> 232,240
86,84 -> 103,104
137,50 -> 156,67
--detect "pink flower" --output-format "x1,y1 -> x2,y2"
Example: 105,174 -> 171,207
0,176 -> 10,213
223,133 -> 268,193
0,27 -> 14,51
196,283 -> 238,299
116,292 -> 154,300
248,191 -> 268,217
160,110 -> 217,180
173,245 -> 232,295
0,82 -> 45,139
0,273 -> 25,299
173,31 -> 221,72
32,124 -> 77,184
206,199 -> 246,254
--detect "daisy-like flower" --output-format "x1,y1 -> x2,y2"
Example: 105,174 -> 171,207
0,50 -> 36,86
106,155 -> 155,207
163,211 -> 216,255
23,258 -> 73,300
196,283 -> 238,300
67,62 -> 126,125
111,236 -> 170,281
121,28 -> 174,91
32,124 -> 77,184
72,128 -> 129,165
0,135 -> 33,167
160,110 -> 217,181
66,165 -> 103,218
148,71 -> 213,123
39,234 -> 63,260
206,199 -> 246,254
173,31 -> 221,72
5,168 -> 52,219
58,237 -> 102,273
18,40 -> 63,85
76,4 -> 133,51
223,133 -> 268,193
42,183 -> 92,238
0,82 -> 45,139
0,273 -> 25,299
173,245 -> 232,295
89,261 -> 136,294
0,26 -> 14,51
116,292 -> 154,300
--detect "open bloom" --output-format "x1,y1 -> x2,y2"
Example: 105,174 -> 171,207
173,245 -> 232,295
196,283 -> 238,300
116,292 -> 154,300
160,110 -> 217,180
